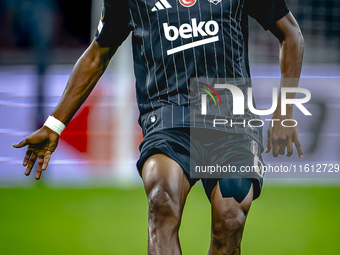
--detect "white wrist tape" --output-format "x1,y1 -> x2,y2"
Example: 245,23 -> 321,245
44,116 -> 65,135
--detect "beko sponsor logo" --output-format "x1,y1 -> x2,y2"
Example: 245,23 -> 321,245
163,18 -> 219,55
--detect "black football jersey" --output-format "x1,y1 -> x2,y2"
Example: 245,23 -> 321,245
96,0 -> 289,149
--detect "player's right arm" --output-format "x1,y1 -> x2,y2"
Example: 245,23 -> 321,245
13,41 -> 118,180
51,41 -> 117,126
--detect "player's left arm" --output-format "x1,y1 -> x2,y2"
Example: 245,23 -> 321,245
266,12 -> 304,158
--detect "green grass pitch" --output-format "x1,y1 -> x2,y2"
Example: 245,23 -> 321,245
0,185 -> 339,254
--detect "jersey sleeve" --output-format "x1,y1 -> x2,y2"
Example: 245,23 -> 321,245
244,0 -> 289,30
95,0 -> 132,48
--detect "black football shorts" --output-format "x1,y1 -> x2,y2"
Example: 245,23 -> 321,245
137,128 -> 264,202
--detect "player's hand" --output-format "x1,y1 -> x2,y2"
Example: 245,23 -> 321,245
265,118 -> 303,158
12,126 -> 60,180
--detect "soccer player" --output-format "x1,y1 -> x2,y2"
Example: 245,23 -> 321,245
13,0 -> 304,254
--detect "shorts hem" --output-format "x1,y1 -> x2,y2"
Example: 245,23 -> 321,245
137,148 -> 194,187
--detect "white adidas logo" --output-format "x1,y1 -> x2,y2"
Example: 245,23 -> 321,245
151,0 -> 172,12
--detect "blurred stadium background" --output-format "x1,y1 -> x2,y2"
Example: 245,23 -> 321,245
0,0 -> 339,254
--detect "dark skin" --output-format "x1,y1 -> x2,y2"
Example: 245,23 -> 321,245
13,12 -> 303,255
13,41 -> 117,179
266,13 -> 304,158
141,154 -> 252,255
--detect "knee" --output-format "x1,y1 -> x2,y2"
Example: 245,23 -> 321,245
212,206 -> 247,245
148,185 -> 181,229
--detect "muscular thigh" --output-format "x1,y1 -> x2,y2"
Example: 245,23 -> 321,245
200,133 -> 264,202
211,180 -> 253,215
142,154 -> 191,208
210,180 -> 253,246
